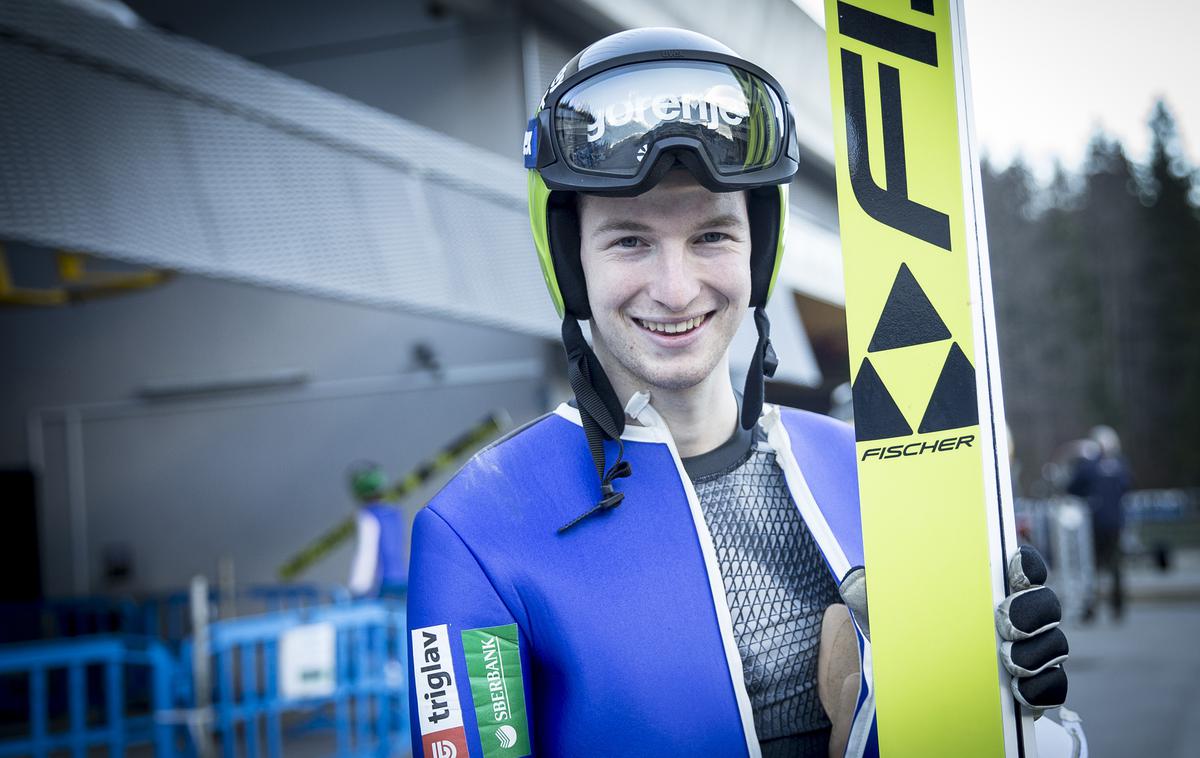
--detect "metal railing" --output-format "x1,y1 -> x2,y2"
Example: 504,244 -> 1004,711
0,636 -> 174,756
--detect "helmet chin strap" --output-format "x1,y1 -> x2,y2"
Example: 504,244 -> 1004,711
558,305 -> 775,532
559,316 -> 631,533
740,305 -> 779,430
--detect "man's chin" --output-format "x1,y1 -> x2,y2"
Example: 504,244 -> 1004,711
627,361 -> 720,393
592,325 -> 732,395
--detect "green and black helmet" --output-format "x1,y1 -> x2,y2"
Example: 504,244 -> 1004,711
524,28 -> 800,529
348,462 -> 388,503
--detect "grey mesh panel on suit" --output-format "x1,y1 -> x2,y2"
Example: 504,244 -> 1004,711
693,444 -> 841,756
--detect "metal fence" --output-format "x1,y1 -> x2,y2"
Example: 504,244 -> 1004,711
0,635 -> 174,756
1123,488 -> 1200,566
0,600 -> 408,757
179,602 -> 408,758
1015,496 -> 1096,621
1,585 -> 346,648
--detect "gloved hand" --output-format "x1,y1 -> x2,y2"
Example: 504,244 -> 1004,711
994,545 -> 1069,712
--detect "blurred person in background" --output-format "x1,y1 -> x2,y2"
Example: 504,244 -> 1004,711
346,461 -> 407,599
406,28 -> 1075,758
1068,425 -> 1131,621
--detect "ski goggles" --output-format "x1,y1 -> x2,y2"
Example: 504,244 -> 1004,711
526,56 -> 799,193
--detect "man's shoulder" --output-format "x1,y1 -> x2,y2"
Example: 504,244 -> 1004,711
422,409 -> 587,523
773,404 -> 863,562
772,404 -> 859,491
775,405 -> 855,447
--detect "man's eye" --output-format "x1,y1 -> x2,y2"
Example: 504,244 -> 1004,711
616,236 -> 641,248
699,232 -> 727,244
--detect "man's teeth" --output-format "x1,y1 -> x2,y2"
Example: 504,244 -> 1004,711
638,314 -> 706,334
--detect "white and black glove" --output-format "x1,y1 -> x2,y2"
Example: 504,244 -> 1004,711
995,545 -> 1069,712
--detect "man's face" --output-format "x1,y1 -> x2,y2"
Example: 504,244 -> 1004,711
578,171 -> 752,394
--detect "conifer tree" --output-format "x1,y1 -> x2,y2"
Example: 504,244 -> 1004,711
1076,135 -> 1147,473
985,158 -> 1102,490
1139,100 -> 1200,485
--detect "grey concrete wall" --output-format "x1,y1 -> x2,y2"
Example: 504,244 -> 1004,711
1,245 -> 552,596
126,0 -> 533,159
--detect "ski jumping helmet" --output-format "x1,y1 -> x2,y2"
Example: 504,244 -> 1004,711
524,28 -> 799,527
348,462 -> 388,503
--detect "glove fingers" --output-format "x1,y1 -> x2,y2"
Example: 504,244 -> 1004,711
999,548 -> 1069,713
1008,545 -> 1048,592
1011,665 -> 1068,710
996,586 -> 1061,640
1001,628 -> 1069,676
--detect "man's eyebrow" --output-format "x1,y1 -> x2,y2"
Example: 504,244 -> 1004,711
588,214 -> 746,236
696,214 -> 746,229
590,219 -> 657,236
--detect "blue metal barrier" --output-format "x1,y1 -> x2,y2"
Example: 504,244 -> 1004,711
241,584 -> 348,615
2,585 -> 349,648
0,598 -> 405,757
0,598 -> 142,645
181,601 -> 408,758
141,584 -> 339,642
0,636 -> 174,757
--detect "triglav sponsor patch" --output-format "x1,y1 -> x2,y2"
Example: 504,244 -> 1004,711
412,624 -> 470,758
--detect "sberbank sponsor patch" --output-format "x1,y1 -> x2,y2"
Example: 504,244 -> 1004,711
461,624 -> 530,758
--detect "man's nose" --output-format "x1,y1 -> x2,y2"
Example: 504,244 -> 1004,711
647,242 -> 702,312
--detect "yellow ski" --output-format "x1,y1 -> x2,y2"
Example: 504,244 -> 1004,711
823,1 -> 1034,754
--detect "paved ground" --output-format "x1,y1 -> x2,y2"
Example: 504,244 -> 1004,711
1050,549 -> 1200,757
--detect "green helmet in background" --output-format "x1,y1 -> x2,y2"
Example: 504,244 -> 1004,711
348,462 -> 388,502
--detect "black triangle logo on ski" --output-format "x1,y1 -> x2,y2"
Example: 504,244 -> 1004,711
867,263 -> 952,352
852,357 -> 913,441
919,342 -> 979,433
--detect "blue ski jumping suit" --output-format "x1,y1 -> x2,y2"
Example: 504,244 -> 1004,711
407,398 -> 877,758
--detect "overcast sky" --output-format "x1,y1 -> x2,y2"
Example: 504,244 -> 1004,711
795,0 -> 1199,181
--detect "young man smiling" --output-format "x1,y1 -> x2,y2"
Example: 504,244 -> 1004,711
407,28 -> 1071,758
578,171 -> 751,458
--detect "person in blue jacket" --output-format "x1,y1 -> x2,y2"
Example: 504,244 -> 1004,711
1069,425 -> 1132,621
346,462 -> 407,598
408,28 -> 1075,758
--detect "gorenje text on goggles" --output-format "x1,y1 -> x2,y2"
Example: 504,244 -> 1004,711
527,53 -> 798,194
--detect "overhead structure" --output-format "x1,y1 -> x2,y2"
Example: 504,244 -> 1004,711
0,0 -> 556,337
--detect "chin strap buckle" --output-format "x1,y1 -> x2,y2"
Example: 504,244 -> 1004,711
597,459 -> 632,510
741,306 -> 777,429
763,338 -> 778,378
558,450 -> 632,533
598,488 -> 624,510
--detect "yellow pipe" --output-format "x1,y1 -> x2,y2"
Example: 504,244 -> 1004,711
0,243 -> 12,294
57,252 -> 87,282
0,247 -> 173,306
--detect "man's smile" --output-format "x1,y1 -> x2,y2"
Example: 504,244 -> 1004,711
632,310 -> 715,344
